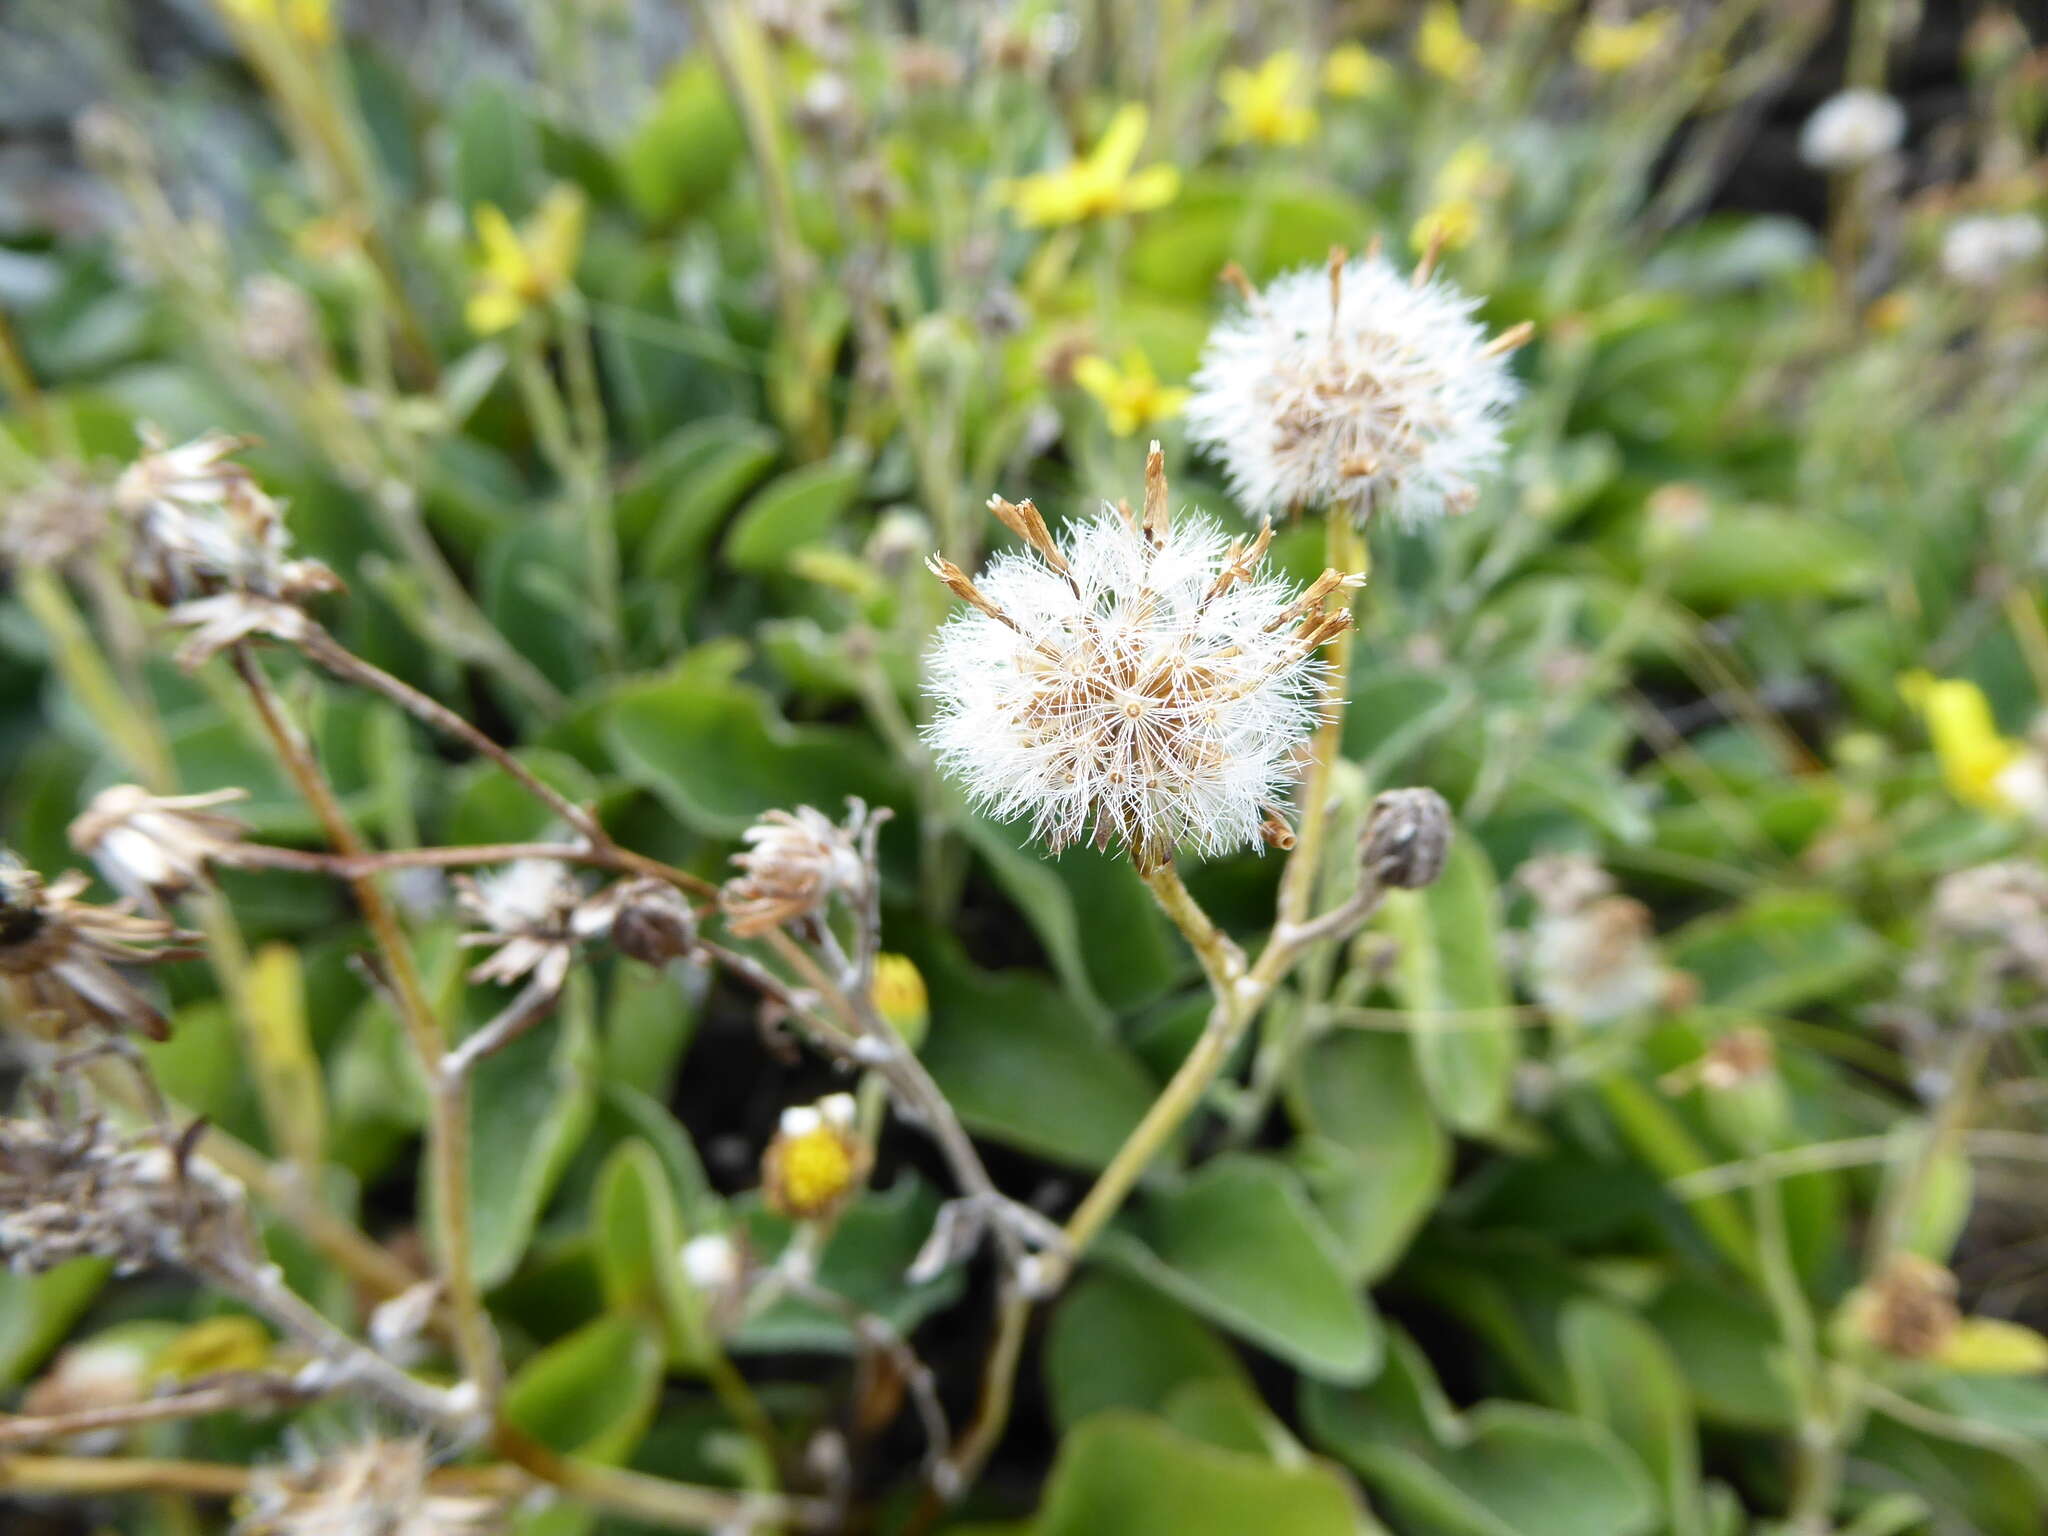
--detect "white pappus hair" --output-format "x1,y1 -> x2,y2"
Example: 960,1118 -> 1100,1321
922,447 -> 1358,868
1185,250 -> 1525,526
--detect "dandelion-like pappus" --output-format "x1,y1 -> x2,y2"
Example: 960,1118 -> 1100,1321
923,446 -> 1358,869
1186,248 -> 1526,524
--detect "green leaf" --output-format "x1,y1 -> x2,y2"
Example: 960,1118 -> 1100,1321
913,940 -> 1156,1170
1382,832 -> 1518,1135
1097,1154 -> 1382,1383
1643,1276 -> 1796,1431
621,59 -> 744,224
0,1261 -> 110,1389
732,1180 -> 963,1354
594,1139 -> 713,1369
464,972 -> 600,1289
1664,509 -> 1879,608
638,424 -> 782,576
1029,1412 -> 1361,1536
1289,1031 -> 1448,1282
503,1314 -> 665,1464
452,81 -> 543,217
1126,174 -> 1366,302
617,416 -> 778,546
723,451 -> 868,573
1667,889 -> 1886,1013
1561,1299 -> 1704,1536
1596,1073 -> 1757,1277
1045,1271 -> 1244,1433
604,642 -> 902,838
445,749 -> 601,846
955,813 -> 1113,1025
1305,1330 -> 1659,1536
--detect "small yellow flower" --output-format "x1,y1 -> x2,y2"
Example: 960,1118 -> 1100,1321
1072,349 -> 1192,437
763,1095 -> 866,1221
1411,199 -> 1482,254
1220,52 -> 1319,147
1434,141 -> 1498,202
1322,43 -> 1394,99
1899,671 -> 2024,811
465,184 -> 587,335
1417,4 -> 1481,85
871,952 -> 929,1050
1575,12 -> 1677,74
156,1317 -> 273,1381
1001,105 -> 1181,228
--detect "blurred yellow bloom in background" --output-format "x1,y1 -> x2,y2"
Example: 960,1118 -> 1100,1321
1418,4 -> 1481,85
1220,52 -> 1319,145
466,186 -> 587,335
216,0 -> 333,44
1001,105 -> 1180,228
1411,142 -> 1498,252
1323,43 -> 1394,99
1899,671 -> 2024,811
1576,12 -> 1678,73
1412,200 -> 1482,253
1072,350 -> 1191,437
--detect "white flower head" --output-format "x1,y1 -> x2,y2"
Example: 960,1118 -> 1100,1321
1185,249 -> 1526,525
1939,212 -> 2046,288
68,784 -> 249,911
240,1437 -> 506,1536
923,446 -> 1358,869
1799,88 -> 1906,171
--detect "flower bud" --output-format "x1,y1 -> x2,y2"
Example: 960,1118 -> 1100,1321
604,877 -> 699,967
1362,787 -> 1452,890
870,953 -> 929,1049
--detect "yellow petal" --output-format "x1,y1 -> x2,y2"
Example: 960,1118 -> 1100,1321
1119,162 -> 1181,213
1323,44 -> 1392,98
1911,676 -> 2023,810
1152,386 -> 1193,420
1087,103 -> 1152,181
1070,354 -> 1122,403
465,284 -> 524,336
1934,1317 -> 2048,1375
473,204 -> 529,282
531,184 -> 588,290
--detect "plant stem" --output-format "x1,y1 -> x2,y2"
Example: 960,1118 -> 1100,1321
228,647 -> 502,1411
493,1428 -> 833,1532
0,1455 -> 252,1500
1275,515 -> 1365,929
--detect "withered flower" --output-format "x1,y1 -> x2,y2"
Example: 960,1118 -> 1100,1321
1838,1253 -> 1960,1361
69,784 -> 248,911
0,1115 -> 253,1277
582,876 -> 699,967
454,859 -> 598,994
2,466 -> 111,574
116,429 -> 341,666
0,852 -> 200,1041
239,1437 -> 507,1536
723,804 -> 872,938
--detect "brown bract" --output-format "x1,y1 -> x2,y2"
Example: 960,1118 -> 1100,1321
0,855 -> 201,1040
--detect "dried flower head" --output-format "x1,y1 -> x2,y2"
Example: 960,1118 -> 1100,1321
585,876 -> 699,968
678,1230 -> 751,1334
0,1115 -> 252,1277
1799,88 -> 1907,171
1186,248 -> 1526,524
0,852 -> 201,1040
116,429 -> 340,665
1839,1253 -> 1959,1361
69,785 -> 248,911
1929,859 -> 2048,988
454,859 -> 598,993
762,1094 -> 866,1221
1939,212 -> 2046,288
723,803 -> 872,937
240,1437 -> 506,1536
1516,854 -> 1671,1025
237,273 -> 324,371
2,466 -> 111,573
923,447 -> 1355,868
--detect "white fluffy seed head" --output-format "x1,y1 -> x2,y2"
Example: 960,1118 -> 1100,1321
1940,212 -> 2046,288
1185,253 -> 1523,525
924,459 -> 1351,868
1799,88 -> 1906,170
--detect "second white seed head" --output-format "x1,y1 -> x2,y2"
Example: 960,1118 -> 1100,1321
1185,251 -> 1523,525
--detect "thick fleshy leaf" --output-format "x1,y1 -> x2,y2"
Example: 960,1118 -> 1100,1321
1097,1154 -> 1382,1383
1044,1271 -> 1243,1433
723,451 -> 868,573
502,1313 -> 665,1464
1561,1299 -> 1704,1536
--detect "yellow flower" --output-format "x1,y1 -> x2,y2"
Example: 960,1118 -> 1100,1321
871,952 -> 929,1049
1071,349 -> 1192,437
1001,105 -> 1181,228
215,0 -> 331,44
763,1095 -> 866,1221
1899,671 -> 2024,811
1417,4 -> 1481,85
1220,52 -> 1319,146
1411,199 -> 1482,253
1434,141 -> 1497,202
1323,43 -> 1394,99
1575,12 -> 1677,74
465,184 -> 587,335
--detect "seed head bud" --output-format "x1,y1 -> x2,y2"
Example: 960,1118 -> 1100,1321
1362,787 -> 1452,890
871,952 -> 929,1049
598,877 -> 700,967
